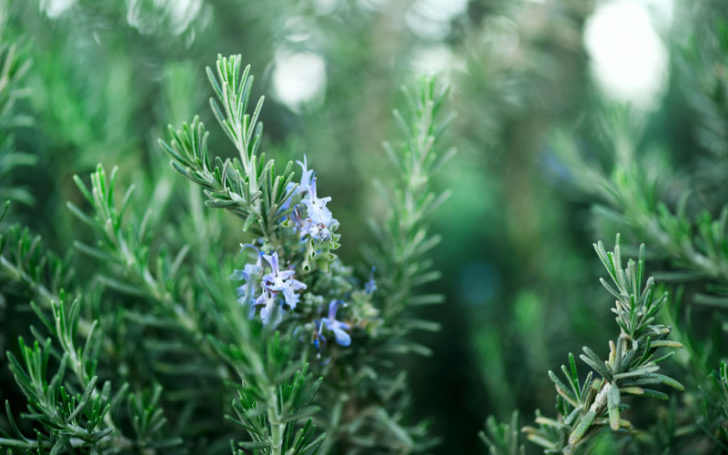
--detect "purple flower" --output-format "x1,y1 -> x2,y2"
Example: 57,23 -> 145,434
280,155 -> 339,242
234,249 -> 307,325
313,300 -> 351,348
261,252 -> 306,310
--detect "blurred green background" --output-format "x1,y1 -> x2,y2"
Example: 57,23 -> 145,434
3,0 -> 721,453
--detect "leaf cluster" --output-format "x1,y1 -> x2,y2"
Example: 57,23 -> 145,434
159,55 -> 296,237
483,237 -> 683,455
524,238 -> 682,454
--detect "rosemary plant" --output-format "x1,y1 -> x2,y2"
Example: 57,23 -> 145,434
0,52 -> 453,454
159,53 -> 454,454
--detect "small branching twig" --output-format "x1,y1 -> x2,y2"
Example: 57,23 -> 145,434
522,236 -> 683,454
483,236 -> 683,454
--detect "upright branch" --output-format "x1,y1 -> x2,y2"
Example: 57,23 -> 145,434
206,54 -> 264,180
160,55 -> 295,238
159,56 -> 455,455
317,78 -> 454,453
519,236 -> 683,454
161,54 -> 339,455
364,77 -> 455,324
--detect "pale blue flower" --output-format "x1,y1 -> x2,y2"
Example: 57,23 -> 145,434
261,251 -> 306,310
279,155 -> 339,242
313,300 -> 351,348
255,291 -> 281,326
235,250 -> 307,325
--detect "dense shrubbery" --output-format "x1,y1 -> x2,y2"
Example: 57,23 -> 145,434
3,1 -> 728,454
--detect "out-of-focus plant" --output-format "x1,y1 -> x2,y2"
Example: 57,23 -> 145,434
159,53 -> 454,453
486,2 -> 728,453
0,8 -> 33,206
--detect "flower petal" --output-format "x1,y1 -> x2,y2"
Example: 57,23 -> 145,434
332,327 -> 351,346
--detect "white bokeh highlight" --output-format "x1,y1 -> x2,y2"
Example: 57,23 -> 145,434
584,0 -> 669,108
41,0 -> 77,18
272,51 -> 327,111
406,0 -> 469,40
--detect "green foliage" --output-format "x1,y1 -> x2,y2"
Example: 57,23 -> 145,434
68,164 -> 204,338
554,112 -> 728,294
524,5 -> 728,453
164,53 -> 454,454
484,238 -> 684,454
0,11 -> 34,206
160,54 -> 295,235
0,211 -> 71,311
0,1 -> 471,450
530,239 -> 682,453
221,338 -> 324,455
1,36 -> 454,453
313,78 -> 454,455
479,412 -> 524,455
363,79 -> 454,324
0,291 -> 181,453
12,1 -> 728,454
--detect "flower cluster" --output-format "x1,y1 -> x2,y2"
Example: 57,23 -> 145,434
232,157 -> 370,351
285,157 -> 340,242
231,157 -> 382,352
233,246 -> 306,325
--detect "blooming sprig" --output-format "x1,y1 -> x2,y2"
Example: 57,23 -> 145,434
230,155 -> 355,340
232,247 -> 381,351
154,55 -> 452,454
285,157 -> 340,243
